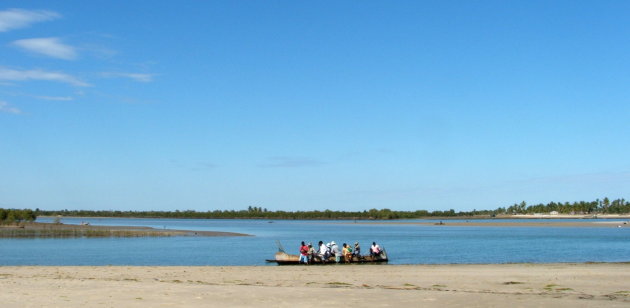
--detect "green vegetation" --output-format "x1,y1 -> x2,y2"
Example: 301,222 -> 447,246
503,281 -> 525,285
39,198 -> 630,219
35,207 -> 460,220
0,208 -> 36,224
1,197 -> 628,222
543,284 -> 573,292
497,197 -> 629,215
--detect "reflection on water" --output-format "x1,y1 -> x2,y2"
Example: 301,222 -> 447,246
1,217 -> 628,265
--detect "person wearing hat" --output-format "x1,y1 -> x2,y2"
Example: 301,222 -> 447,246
307,243 -> 315,264
299,241 -> 309,264
353,242 -> 361,257
330,241 -> 340,263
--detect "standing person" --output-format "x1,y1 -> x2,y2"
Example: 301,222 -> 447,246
318,241 -> 328,263
370,241 -> 381,257
307,243 -> 315,264
299,241 -> 309,264
353,242 -> 361,257
331,241 -> 340,263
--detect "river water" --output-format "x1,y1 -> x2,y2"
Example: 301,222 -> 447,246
1,217 -> 628,265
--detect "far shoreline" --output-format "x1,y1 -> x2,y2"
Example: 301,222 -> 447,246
37,214 -> 630,221
31,214 -> 630,229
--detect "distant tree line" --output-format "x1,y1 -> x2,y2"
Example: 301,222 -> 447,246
30,197 -> 630,220
4,198 -> 627,221
496,197 -> 629,215
0,208 -> 36,224
33,207 -> 463,220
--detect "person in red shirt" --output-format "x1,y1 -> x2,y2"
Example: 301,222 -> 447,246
299,241 -> 309,264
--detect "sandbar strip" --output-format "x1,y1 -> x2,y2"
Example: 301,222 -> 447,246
0,222 -> 250,237
0,263 -> 628,307
351,221 -> 630,228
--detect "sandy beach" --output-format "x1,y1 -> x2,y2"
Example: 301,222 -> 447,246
352,219 -> 630,228
1,264 -> 628,307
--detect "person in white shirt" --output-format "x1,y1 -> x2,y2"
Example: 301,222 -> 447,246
370,241 -> 381,257
317,241 -> 329,262
330,241 -> 340,263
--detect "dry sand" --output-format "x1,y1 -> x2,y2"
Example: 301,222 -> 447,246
1,263 -> 629,307
353,220 -> 630,228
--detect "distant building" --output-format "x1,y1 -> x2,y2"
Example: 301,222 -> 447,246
550,211 -> 559,215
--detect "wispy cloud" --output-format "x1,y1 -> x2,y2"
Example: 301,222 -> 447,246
192,162 -> 217,171
83,44 -> 118,59
101,72 -> 155,82
0,9 -> 60,32
34,95 -> 74,101
0,67 -> 90,87
0,101 -> 21,114
12,37 -> 77,60
260,156 -> 325,168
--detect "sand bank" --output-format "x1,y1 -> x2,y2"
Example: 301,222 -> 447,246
0,222 -> 250,237
509,214 -> 630,219
1,264 -> 628,307
354,220 -> 630,228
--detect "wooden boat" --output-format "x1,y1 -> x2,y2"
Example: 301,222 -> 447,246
266,248 -> 388,265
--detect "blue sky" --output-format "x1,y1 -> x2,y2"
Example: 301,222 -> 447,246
1,1 -> 629,212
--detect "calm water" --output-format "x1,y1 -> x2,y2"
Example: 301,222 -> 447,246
1,217 -> 628,265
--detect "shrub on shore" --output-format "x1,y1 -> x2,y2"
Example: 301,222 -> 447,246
0,208 -> 36,225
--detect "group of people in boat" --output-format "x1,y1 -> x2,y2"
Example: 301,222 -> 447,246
298,240 -> 383,264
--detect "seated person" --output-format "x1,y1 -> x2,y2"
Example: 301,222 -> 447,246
342,243 -> 353,262
353,242 -> 361,256
370,242 -> 381,257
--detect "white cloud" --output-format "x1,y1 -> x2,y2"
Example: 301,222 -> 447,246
83,44 -> 118,59
0,67 -> 90,87
0,101 -> 21,114
12,37 -> 77,60
101,72 -> 155,82
0,9 -> 60,32
34,95 -> 74,101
